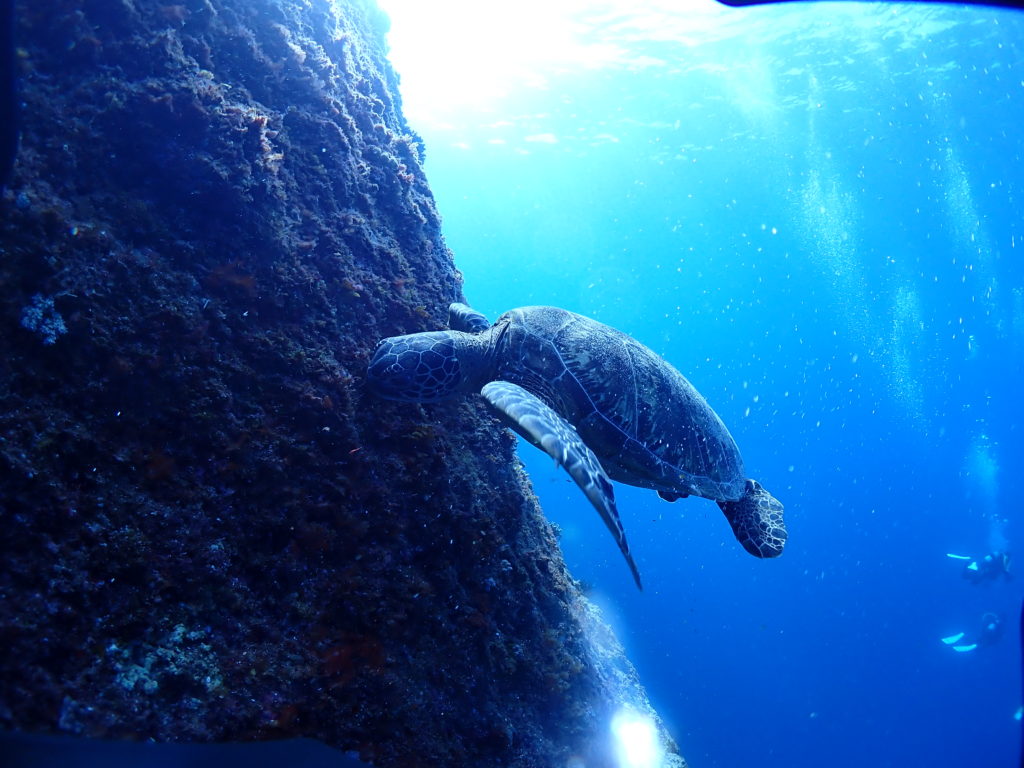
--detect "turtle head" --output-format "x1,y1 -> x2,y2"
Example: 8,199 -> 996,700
718,479 -> 787,558
367,330 -> 485,402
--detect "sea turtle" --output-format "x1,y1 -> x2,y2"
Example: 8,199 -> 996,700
367,303 -> 787,589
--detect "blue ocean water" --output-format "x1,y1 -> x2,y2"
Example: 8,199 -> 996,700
381,1 -> 1024,766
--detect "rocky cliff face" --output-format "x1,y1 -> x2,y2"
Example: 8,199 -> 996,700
0,2 -> 682,766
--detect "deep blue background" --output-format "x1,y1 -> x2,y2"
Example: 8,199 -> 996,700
388,2 -> 1024,766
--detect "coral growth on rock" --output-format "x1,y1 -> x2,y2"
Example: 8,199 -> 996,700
0,1 -> 683,766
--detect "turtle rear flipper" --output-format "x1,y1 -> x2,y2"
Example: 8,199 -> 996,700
481,380 -> 643,590
718,479 -> 787,558
658,490 -> 688,502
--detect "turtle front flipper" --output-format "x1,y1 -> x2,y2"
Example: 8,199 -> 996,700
481,380 -> 642,590
448,303 -> 491,334
718,479 -> 787,558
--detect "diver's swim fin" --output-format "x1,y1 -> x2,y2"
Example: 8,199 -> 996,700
941,632 -> 977,652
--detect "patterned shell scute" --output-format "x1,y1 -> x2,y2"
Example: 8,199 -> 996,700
501,306 -> 746,501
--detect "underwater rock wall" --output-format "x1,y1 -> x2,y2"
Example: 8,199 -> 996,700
0,1 -> 682,766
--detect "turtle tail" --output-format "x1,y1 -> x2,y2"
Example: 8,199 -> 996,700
718,479 -> 787,558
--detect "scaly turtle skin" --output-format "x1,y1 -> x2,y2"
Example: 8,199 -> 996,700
367,303 -> 787,589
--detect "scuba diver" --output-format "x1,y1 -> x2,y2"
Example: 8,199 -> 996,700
947,550 -> 1012,585
941,612 -> 1004,653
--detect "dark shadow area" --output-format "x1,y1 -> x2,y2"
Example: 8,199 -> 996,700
0,732 -> 368,768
